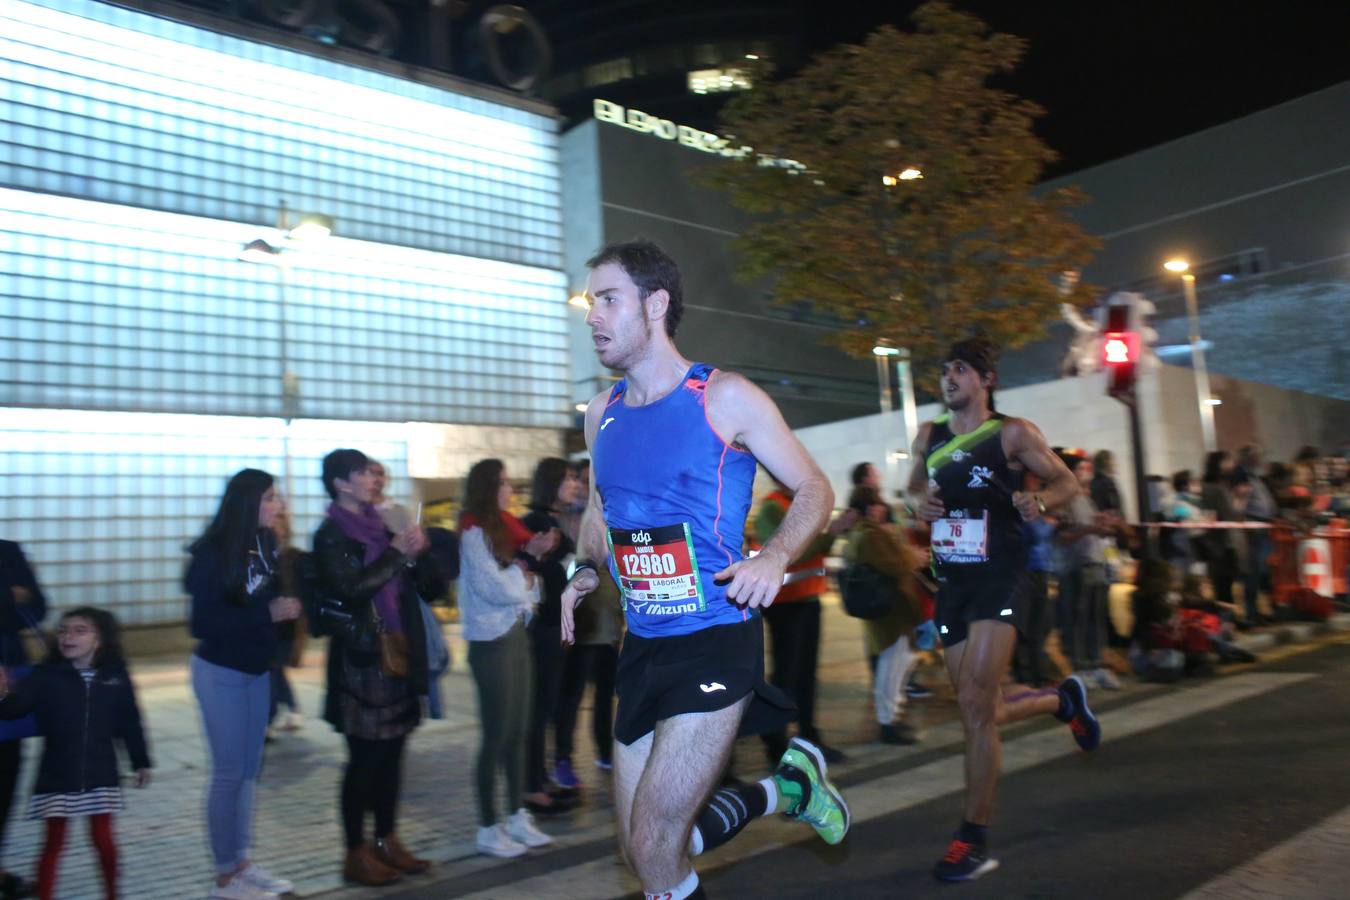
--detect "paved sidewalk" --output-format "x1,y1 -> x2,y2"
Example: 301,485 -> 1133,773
6,600 -> 1344,899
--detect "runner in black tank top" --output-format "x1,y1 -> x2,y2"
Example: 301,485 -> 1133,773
906,337 -> 1105,883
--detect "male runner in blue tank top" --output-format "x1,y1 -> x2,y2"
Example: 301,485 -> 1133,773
561,241 -> 850,900
906,336 -> 1104,882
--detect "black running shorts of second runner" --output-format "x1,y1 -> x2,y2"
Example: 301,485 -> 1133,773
934,564 -> 1034,648
614,616 -> 796,745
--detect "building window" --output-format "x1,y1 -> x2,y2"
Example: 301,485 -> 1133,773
688,68 -> 752,95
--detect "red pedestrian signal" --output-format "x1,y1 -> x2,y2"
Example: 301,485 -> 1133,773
1103,330 -> 1139,396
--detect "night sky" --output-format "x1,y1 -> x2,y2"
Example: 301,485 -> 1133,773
793,1 -> 1350,176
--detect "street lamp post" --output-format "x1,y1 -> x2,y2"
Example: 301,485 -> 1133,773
1164,259 -> 1217,452
240,200 -> 334,507
872,345 -> 897,414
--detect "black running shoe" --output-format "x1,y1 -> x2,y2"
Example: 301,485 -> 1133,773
933,838 -> 999,881
1058,674 -> 1101,752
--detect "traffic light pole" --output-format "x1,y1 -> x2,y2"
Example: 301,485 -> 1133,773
1116,390 -> 1152,551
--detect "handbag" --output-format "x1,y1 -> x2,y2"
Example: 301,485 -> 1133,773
375,608 -> 410,679
838,563 -> 900,620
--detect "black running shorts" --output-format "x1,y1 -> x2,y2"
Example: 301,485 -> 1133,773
934,564 -> 1034,648
614,616 -> 795,745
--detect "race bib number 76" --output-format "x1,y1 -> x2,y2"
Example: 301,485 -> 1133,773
607,523 -> 706,615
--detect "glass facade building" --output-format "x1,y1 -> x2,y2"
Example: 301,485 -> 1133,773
0,0 -> 569,624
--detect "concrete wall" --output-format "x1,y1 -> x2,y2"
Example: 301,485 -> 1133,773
795,364 -> 1350,521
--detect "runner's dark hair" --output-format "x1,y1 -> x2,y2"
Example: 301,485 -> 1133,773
586,240 -> 684,337
944,335 -> 1000,412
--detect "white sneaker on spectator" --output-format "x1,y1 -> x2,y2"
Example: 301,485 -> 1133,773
1093,668 -> 1122,690
476,824 -> 527,858
507,808 -> 553,848
208,874 -> 277,900
1073,671 -> 1098,690
237,863 -> 293,895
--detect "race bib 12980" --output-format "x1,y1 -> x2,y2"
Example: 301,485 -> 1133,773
607,523 -> 705,615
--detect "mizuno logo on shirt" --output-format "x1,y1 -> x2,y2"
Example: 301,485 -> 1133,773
601,417 -> 616,430
699,682 -> 726,693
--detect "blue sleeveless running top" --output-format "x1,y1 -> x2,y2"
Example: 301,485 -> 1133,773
592,363 -> 757,639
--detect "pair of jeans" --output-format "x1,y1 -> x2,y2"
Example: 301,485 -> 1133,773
468,619 -> 531,826
554,643 -> 618,763
191,654 -> 270,875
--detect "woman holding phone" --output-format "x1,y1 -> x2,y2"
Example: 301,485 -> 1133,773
312,449 -> 444,887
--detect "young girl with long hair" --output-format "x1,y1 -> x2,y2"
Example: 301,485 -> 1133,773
186,469 -> 301,900
0,607 -> 150,900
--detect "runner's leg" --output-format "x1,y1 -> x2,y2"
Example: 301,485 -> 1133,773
627,696 -> 749,894
946,620 -> 1017,825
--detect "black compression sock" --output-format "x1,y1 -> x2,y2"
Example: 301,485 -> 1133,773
692,782 -> 769,854
958,820 -> 988,847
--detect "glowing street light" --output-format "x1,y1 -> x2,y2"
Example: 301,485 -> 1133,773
568,294 -> 589,309
872,345 -> 901,357
1163,257 -> 1216,451
898,167 -> 923,181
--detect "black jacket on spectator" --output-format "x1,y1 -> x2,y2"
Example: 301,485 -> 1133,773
0,660 -> 151,794
1090,473 -> 1123,515
309,519 -> 445,728
186,540 -> 278,675
0,540 -> 47,668
522,508 -> 575,628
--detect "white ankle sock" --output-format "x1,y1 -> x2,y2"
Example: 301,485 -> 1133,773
646,870 -> 699,900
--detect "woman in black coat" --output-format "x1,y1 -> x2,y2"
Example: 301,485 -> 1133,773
311,449 -> 443,887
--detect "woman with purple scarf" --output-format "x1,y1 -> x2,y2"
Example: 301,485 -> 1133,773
311,449 -> 443,888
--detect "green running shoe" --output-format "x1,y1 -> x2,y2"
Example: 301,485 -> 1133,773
775,737 -> 850,845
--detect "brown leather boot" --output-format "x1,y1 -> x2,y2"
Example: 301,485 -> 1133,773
374,834 -> 431,874
343,844 -> 402,886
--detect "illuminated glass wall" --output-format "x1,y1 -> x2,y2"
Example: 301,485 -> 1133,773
0,409 -> 413,625
0,0 -> 571,623
0,0 -> 562,267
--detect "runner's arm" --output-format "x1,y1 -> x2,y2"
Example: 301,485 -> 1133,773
1005,418 -> 1078,520
561,392 -> 610,644
907,422 -> 945,522
705,372 -> 832,609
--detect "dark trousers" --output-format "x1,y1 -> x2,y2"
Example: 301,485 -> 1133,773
526,619 -> 564,793
341,734 -> 407,849
1014,571 -> 1053,686
1244,531 -> 1271,618
761,598 -> 822,756
0,739 -> 20,865
554,643 -> 618,762
268,637 -> 297,723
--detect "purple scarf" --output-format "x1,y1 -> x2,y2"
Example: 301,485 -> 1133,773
327,502 -> 403,634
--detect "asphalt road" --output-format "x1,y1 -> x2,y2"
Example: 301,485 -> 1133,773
354,639 -> 1350,899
